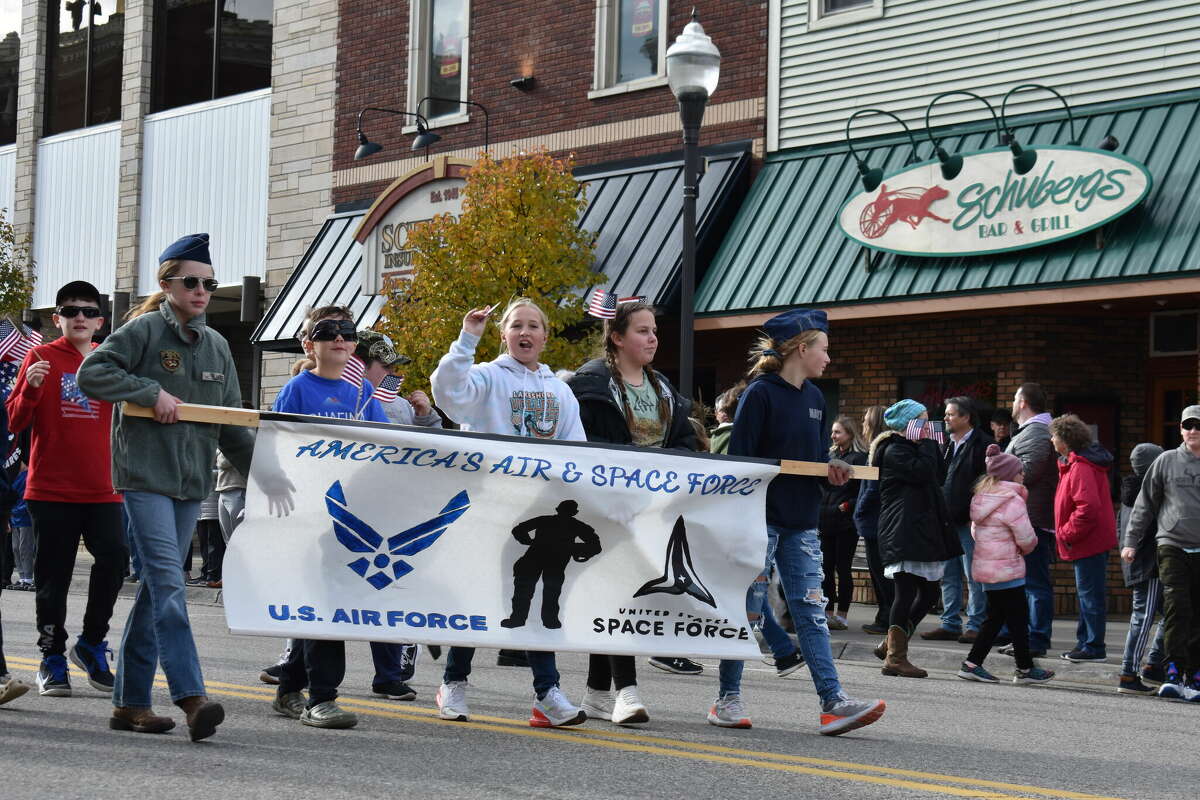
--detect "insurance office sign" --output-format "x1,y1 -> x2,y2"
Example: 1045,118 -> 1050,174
838,147 -> 1151,257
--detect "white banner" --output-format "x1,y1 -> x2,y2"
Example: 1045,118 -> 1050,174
224,418 -> 778,659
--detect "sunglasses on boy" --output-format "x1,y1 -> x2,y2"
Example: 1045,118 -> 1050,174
1182,420 -> 1200,431
164,276 -> 220,292
309,319 -> 358,342
56,305 -> 102,319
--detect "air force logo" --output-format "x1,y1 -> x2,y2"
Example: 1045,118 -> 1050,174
324,481 -> 471,590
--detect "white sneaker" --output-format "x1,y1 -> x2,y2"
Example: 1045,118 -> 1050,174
611,685 -> 649,725
530,686 -> 586,728
435,680 -> 469,721
581,687 -> 613,719
706,693 -> 752,728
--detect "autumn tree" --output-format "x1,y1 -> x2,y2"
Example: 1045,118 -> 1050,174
0,208 -> 35,320
377,149 -> 597,391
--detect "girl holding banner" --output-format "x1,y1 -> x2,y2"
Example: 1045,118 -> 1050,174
430,298 -> 587,728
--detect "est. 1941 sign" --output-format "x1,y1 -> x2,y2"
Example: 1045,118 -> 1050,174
837,147 -> 1152,257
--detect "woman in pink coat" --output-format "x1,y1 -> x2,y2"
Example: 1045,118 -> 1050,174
957,445 -> 1056,685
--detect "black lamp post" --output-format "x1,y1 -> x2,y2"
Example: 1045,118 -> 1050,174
666,10 -> 720,400
414,96 -> 490,153
354,107 -> 433,160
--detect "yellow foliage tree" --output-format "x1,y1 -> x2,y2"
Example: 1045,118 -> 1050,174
377,149 -> 598,392
0,208 -> 35,321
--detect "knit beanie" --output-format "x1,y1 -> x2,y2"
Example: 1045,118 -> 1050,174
1129,442 -> 1163,477
883,399 -> 926,431
985,443 -> 1023,482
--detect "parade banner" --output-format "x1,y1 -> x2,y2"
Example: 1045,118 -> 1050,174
223,416 -> 778,659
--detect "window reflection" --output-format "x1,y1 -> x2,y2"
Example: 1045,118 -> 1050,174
617,0 -> 657,84
427,0 -> 464,118
88,1 -> 123,125
217,0 -> 272,99
0,1 -> 20,144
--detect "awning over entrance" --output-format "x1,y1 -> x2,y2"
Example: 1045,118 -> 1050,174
253,144 -> 750,351
695,90 -> 1200,323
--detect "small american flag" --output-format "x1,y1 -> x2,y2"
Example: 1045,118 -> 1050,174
373,374 -> 403,404
342,355 -> 365,390
0,320 -> 39,364
586,289 -> 645,320
905,419 -> 945,445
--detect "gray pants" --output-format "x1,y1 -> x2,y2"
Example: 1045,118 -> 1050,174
218,488 -> 246,544
12,525 -> 34,581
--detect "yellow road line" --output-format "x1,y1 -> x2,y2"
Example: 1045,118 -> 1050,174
7,658 -> 1125,800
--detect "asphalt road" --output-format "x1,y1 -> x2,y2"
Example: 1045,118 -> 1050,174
0,588 -> 1194,800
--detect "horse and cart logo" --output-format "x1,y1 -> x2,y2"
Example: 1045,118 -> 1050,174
858,184 -> 950,239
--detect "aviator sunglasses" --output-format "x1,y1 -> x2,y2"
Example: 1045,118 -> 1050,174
1183,420 -> 1200,431
308,319 -> 358,342
56,305 -> 102,319
164,276 -> 220,292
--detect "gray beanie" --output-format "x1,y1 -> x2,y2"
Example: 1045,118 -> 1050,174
1130,443 -> 1164,476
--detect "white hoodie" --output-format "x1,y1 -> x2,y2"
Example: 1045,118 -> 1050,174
430,330 -> 586,442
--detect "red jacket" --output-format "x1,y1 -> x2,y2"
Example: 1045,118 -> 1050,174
1053,449 -> 1117,561
5,336 -> 121,504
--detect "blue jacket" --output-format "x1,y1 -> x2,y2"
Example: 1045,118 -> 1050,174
853,478 -> 880,539
9,470 -> 29,528
729,373 -> 827,530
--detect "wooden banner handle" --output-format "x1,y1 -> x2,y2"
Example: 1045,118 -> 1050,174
778,460 -> 878,481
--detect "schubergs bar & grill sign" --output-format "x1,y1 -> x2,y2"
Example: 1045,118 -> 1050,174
838,147 -> 1152,257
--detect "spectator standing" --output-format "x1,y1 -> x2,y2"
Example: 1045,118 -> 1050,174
189,475 -> 223,588
9,465 -> 33,589
1116,442 -> 1166,694
990,409 -> 1013,451
855,405 -> 891,635
0,401 -> 27,706
819,416 -> 867,630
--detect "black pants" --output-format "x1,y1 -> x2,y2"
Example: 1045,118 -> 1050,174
509,552 -> 568,626
587,654 -> 637,691
196,519 -> 224,581
1159,545 -> 1200,671
28,500 -> 127,656
889,571 -> 938,632
968,586 -> 1033,670
863,536 -> 894,627
1,521 -> 13,586
0,578 -> 7,673
820,526 -> 859,614
279,638 -> 346,706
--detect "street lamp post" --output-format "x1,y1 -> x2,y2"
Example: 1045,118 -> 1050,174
666,10 -> 720,400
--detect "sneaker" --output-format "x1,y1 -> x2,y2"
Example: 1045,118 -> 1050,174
861,622 -> 888,635
774,650 -> 806,678
436,680 -> 469,721
648,657 -> 703,675
819,697 -> 886,736
372,680 -> 416,701
185,575 -> 207,586
530,686 -> 586,728
957,661 -> 999,683
998,644 -> 1047,658
957,630 -> 979,644
1014,666 -> 1055,684
1117,673 -> 1155,695
1060,648 -> 1106,663
36,654 -> 71,697
611,685 -> 649,725
300,700 -> 358,729
272,691 -> 306,719
706,693 -> 752,729
826,613 -> 848,631
69,636 -> 115,692
1140,663 -> 1165,685
260,663 -> 284,685
581,687 -> 613,719
1156,681 -> 1200,701
0,673 -> 30,706
1189,670 -> 1200,693
919,626 -> 961,641
1162,661 -> 1183,686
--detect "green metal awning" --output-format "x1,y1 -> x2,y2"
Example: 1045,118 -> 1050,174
695,90 -> 1200,317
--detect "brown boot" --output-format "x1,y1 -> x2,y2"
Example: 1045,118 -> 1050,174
881,625 -> 928,678
176,695 -> 225,741
873,637 -> 888,661
110,706 -> 176,734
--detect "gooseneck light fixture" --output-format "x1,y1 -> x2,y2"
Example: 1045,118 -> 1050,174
924,90 -> 1005,181
354,107 -> 432,160
414,96 -> 490,153
1000,83 -> 1081,175
665,8 -> 721,401
844,109 -> 923,193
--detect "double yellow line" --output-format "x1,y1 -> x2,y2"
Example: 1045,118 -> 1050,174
7,656 -> 1124,800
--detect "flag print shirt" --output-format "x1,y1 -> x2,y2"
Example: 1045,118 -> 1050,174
5,336 -> 122,503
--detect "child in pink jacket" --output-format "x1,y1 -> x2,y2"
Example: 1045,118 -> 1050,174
957,445 -> 1056,685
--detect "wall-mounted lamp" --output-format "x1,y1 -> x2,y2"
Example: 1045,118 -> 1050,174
844,109 -> 922,193
354,106 -> 431,160
415,96 -> 490,153
924,90 -> 1005,181
1000,83 -> 1080,175
1099,135 -> 1120,151
509,76 -> 535,91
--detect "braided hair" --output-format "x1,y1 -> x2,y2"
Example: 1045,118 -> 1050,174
603,301 -> 671,433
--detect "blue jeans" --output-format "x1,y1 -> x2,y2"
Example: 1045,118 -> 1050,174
747,561 -> 797,661
1122,577 -> 1165,675
444,646 -> 560,698
940,523 -> 987,633
114,492 -> 204,708
1024,528 -> 1056,651
1073,551 -> 1108,654
719,526 -> 844,706
122,505 -> 142,579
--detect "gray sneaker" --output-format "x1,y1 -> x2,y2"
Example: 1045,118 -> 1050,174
818,696 -> 886,736
272,691 -> 305,719
300,700 -> 358,729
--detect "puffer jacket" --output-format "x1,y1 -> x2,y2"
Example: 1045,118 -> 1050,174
566,358 -> 698,450
1054,444 -> 1118,561
970,480 -> 1037,584
871,430 -> 961,566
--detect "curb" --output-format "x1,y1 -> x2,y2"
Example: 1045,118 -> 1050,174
69,576 -> 225,608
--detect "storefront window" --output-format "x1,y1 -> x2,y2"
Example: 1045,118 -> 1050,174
426,0 -> 465,118
45,0 -> 124,135
0,2 -> 20,145
87,1 -> 123,126
217,0 -> 272,99
824,0 -> 870,11
617,0 -> 658,84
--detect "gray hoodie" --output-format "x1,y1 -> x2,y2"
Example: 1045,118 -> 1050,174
1126,442 -> 1200,550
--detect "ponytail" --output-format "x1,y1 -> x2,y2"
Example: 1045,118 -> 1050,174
126,259 -> 184,320
746,328 -> 823,380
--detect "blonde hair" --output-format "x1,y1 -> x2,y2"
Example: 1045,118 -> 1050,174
862,404 -> 887,442
127,259 -> 187,320
830,414 -> 867,454
973,474 -> 1000,494
604,301 -> 670,432
497,297 -> 549,353
746,329 -> 824,380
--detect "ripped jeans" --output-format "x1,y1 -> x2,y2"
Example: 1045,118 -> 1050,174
718,526 -> 845,707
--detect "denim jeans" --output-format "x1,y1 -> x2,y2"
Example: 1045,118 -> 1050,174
1073,550 -> 1108,654
940,523 -> 987,633
1023,528 -> 1056,651
746,559 -> 797,660
719,526 -> 844,706
444,646 -> 560,698
114,492 -> 205,707
1122,577 -> 1165,675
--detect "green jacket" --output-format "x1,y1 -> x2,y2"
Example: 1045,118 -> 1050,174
709,422 -> 734,455
77,302 -> 255,500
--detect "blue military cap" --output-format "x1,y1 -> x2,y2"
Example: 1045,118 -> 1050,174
763,308 -> 828,343
159,233 -> 212,265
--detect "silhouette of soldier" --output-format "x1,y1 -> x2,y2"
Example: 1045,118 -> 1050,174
501,500 -> 601,629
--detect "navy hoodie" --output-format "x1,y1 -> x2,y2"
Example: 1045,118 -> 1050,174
729,373 -> 827,529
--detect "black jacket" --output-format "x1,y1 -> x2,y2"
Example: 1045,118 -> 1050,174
820,448 -> 867,535
566,359 -> 698,451
941,429 -> 993,526
871,431 -> 961,566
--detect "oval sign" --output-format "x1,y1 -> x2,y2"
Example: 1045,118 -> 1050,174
838,146 -> 1152,257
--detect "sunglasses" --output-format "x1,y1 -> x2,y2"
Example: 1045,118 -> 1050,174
308,319 -> 358,342
164,276 -> 220,292
1182,420 -> 1200,431
56,305 -> 102,319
